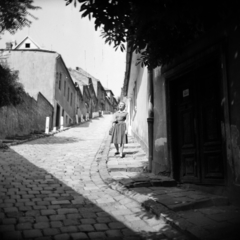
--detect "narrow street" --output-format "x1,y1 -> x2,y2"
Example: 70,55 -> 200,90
0,115 -> 188,240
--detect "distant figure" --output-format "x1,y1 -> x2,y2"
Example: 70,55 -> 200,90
111,101 -> 128,158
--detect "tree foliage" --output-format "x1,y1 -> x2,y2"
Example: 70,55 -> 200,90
0,0 -> 40,35
65,0 -> 240,69
0,64 -> 25,108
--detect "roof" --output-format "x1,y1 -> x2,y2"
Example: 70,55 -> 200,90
69,68 -> 89,85
13,36 -> 42,50
105,89 -> 114,96
73,67 -> 107,95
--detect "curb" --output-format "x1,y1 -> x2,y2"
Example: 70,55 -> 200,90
96,132 -> 202,240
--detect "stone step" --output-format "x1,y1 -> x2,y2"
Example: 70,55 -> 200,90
168,195 -> 229,211
108,166 -> 146,172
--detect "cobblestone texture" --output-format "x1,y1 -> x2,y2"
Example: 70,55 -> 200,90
0,116 -> 188,240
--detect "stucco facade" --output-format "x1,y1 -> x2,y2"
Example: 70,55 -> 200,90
125,52 -> 149,152
1,50 -> 75,130
54,55 -> 75,127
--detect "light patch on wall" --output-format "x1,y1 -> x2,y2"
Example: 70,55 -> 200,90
231,125 -> 240,184
234,51 -> 238,59
221,98 -> 225,106
155,138 -> 167,152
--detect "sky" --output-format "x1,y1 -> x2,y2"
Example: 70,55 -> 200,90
0,0 -> 126,97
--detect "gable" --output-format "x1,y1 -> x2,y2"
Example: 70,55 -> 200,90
14,36 -> 41,50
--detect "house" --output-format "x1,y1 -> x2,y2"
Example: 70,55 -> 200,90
69,67 -> 98,119
72,67 -> 107,116
105,95 -> 113,114
105,89 -> 114,105
112,97 -> 119,112
0,37 -> 76,130
74,82 -> 88,123
95,80 -> 107,115
123,18 -> 240,204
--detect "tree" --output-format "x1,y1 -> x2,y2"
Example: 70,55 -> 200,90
0,0 -> 39,107
0,64 -> 25,108
65,0 -> 240,69
0,0 -> 40,35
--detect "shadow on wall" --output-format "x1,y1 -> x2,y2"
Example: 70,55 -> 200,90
0,146 -> 173,240
0,92 -> 53,139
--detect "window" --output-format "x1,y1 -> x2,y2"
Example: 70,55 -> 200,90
70,92 -> 73,106
59,73 -> 62,90
25,43 -> 30,48
67,87 -> 70,101
64,81 -> 66,96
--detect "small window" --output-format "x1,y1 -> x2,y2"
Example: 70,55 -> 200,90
59,74 -> 61,90
70,92 -> 73,106
67,87 -> 70,101
25,43 -> 30,48
64,81 -> 66,96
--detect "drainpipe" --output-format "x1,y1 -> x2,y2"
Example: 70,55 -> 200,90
147,68 -> 154,172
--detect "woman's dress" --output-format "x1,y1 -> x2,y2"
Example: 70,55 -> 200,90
111,111 -> 128,144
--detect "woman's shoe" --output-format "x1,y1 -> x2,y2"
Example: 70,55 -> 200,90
119,153 -> 124,158
114,152 -> 120,155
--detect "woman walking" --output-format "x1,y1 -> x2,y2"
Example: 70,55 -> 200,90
111,101 -> 128,158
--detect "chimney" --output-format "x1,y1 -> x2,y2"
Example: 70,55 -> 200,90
76,67 -> 80,71
6,42 -> 13,50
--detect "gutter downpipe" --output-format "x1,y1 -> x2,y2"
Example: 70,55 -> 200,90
147,68 -> 154,172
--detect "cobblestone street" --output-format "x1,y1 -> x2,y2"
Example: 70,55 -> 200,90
0,116 -> 189,240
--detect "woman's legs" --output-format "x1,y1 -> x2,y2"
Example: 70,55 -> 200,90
120,144 -> 124,157
114,144 -> 119,154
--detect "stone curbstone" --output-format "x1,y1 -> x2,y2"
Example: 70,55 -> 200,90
94,129 -> 199,240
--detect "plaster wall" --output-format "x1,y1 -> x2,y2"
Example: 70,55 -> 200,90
152,67 -> 169,174
0,92 -> 53,139
55,58 -> 75,126
225,25 -> 240,186
129,67 -> 148,152
7,51 -> 56,106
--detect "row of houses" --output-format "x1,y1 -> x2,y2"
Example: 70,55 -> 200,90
0,36 -> 118,135
122,16 -> 240,204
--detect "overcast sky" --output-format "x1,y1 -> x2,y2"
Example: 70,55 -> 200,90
0,0 -> 126,97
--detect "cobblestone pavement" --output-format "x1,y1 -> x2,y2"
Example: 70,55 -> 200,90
0,116 -> 190,240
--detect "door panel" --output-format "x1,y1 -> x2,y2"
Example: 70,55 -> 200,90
173,74 -> 200,182
171,57 -> 225,184
198,61 -> 224,184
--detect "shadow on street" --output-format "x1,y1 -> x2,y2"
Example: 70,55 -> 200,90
0,146 -> 185,240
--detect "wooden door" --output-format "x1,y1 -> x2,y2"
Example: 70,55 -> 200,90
172,72 -> 200,182
170,57 -> 225,184
198,60 -> 224,184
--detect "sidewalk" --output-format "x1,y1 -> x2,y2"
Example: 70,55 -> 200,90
101,133 -> 240,240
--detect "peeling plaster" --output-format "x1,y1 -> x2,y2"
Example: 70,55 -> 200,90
155,138 -> 167,152
231,125 -> 240,183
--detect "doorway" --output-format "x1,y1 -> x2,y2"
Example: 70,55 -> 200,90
56,104 -> 60,128
169,56 -> 225,185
